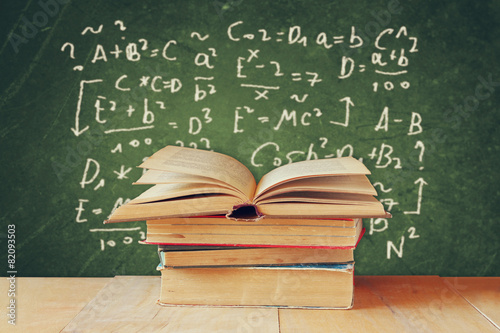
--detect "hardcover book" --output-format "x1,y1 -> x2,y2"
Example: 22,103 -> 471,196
143,217 -> 364,248
158,263 -> 355,309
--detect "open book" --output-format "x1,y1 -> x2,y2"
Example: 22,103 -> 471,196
106,145 -> 390,222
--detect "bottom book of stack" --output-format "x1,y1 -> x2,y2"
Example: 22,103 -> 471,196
155,246 -> 357,309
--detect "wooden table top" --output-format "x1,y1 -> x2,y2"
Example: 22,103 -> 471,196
1,276 -> 498,332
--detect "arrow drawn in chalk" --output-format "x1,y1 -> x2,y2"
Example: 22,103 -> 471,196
330,96 -> 354,127
71,79 -> 103,136
403,177 -> 428,215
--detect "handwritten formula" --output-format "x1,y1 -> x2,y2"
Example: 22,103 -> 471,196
61,19 -> 425,261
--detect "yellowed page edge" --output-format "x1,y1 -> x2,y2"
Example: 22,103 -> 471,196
256,175 -> 377,202
135,170 -> 238,190
139,146 -> 256,199
129,183 -> 247,204
255,157 -> 370,198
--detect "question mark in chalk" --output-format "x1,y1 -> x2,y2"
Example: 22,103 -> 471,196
319,137 -> 328,149
61,42 -> 75,59
61,42 -> 83,70
414,140 -> 425,170
200,138 -> 211,149
114,20 -> 126,31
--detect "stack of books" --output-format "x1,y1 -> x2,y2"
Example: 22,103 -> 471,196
106,145 -> 390,309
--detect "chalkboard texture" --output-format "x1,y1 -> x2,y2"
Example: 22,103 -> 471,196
1,0 -> 499,277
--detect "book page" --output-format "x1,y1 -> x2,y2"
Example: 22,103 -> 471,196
106,194 -> 241,222
258,192 -> 381,205
255,175 -> 376,202
255,157 -> 370,199
139,146 -> 256,199
129,183 -> 247,204
258,201 -> 387,218
135,170 -> 237,190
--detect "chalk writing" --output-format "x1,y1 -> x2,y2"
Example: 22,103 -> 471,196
63,20 -> 423,259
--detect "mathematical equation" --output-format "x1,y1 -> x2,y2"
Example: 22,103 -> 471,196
61,20 -> 425,259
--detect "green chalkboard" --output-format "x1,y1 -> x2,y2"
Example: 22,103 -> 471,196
1,0 -> 499,277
